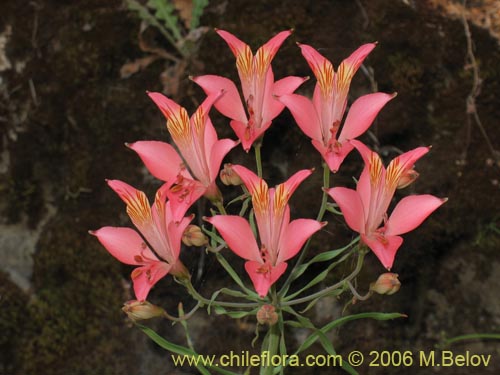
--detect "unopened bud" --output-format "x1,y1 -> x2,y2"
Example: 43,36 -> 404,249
370,273 -> 401,295
256,304 -> 278,326
182,225 -> 208,247
220,163 -> 243,186
397,169 -> 419,189
122,300 -> 165,321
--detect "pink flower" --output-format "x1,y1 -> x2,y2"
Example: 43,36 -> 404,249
279,43 -> 395,172
90,180 -> 191,301
327,140 -> 447,269
127,92 -> 238,219
205,166 -> 325,297
192,29 -> 307,151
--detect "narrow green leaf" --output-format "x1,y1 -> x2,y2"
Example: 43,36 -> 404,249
316,333 -> 357,375
295,312 -> 406,355
215,252 -> 259,298
148,0 -> 182,40
126,0 -> 178,50
191,0 -> 209,29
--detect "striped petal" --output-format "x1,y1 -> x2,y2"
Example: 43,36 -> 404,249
131,262 -> 171,301
298,43 -> 334,98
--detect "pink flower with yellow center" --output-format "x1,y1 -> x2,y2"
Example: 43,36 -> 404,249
279,43 -> 395,172
327,140 -> 447,269
127,92 -> 238,220
90,180 -> 191,301
206,165 -> 325,297
192,29 -> 307,151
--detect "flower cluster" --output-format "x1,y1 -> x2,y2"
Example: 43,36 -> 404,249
91,29 -> 445,303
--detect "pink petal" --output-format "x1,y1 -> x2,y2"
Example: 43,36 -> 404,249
192,75 -> 247,123
216,29 -> 249,57
277,219 -> 324,263
342,43 -> 377,71
205,215 -> 261,262
279,94 -> 322,140
327,187 -> 365,233
147,92 -> 187,123
127,141 -> 186,183
245,261 -> 288,297
385,195 -> 446,236
167,213 -> 193,259
339,93 -> 396,142
90,227 -> 156,265
350,139 -> 375,166
273,76 -> 308,97
209,138 -> 239,182
166,179 -> 206,221
258,30 -> 292,62
314,142 -> 355,173
298,43 -> 334,90
229,120 -> 252,152
132,262 -> 171,301
389,146 -> 430,173
282,168 -> 313,197
362,233 -> 403,270
231,164 -> 263,195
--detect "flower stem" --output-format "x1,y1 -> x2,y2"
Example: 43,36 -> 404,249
181,278 -> 259,309
262,323 -> 280,375
278,162 -> 331,297
254,142 -> 263,178
282,246 -> 366,307
215,200 -> 227,215
261,286 -> 280,375
316,162 -> 331,221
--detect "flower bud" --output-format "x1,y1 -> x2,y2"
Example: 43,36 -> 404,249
256,304 -> 278,326
220,163 -> 243,186
182,225 -> 208,247
122,300 -> 165,321
397,169 -> 419,189
370,273 -> 401,295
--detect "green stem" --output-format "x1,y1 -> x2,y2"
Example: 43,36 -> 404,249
439,333 -> 500,348
262,323 -> 280,375
163,302 -> 201,322
182,278 -> 259,309
278,162 -> 331,297
254,142 -> 263,178
316,162 -> 331,221
282,247 -> 366,306
215,200 -> 227,215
